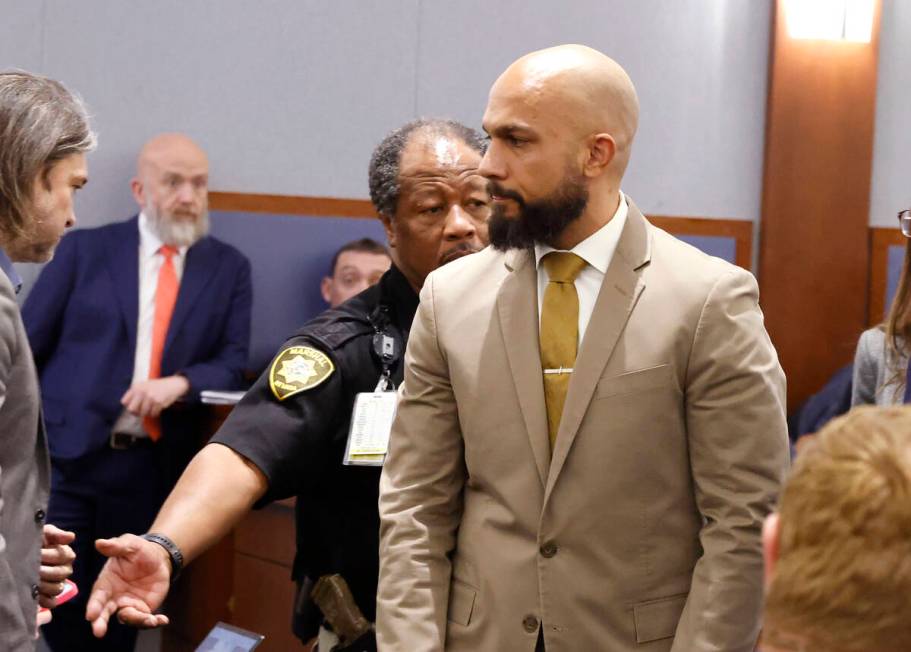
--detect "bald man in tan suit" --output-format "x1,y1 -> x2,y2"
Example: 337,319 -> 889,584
376,45 -> 789,652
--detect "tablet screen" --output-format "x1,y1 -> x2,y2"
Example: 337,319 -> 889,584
195,622 -> 264,651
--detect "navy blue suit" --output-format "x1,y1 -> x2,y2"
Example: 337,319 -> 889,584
22,216 -> 252,651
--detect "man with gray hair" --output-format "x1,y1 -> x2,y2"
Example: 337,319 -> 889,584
0,70 -> 94,651
23,133 -> 252,651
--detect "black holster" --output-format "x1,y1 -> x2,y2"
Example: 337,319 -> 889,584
292,575 -> 322,643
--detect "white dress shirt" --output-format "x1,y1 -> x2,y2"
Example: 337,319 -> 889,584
535,192 -> 628,344
130,212 -> 188,385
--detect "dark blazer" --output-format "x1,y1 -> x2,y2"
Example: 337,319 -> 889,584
0,269 -> 50,651
22,216 -> 252,461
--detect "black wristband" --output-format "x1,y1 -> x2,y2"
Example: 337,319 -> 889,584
141,533 -> 184,582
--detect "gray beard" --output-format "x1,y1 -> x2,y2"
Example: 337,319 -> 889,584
145,203 -> 209,247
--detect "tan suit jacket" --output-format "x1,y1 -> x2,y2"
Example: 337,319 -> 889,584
0,270 -> 50,651
377,203 -> 789,651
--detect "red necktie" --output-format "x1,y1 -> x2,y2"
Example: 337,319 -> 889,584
144,245 -> 179,441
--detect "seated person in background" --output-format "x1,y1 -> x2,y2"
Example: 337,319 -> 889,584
23,132 -> 252,652
321,237 -> 390,308
761,405 -> 911,652
84,118 -> 490,652
787,363 -> 852,452
852,207 -> 911,406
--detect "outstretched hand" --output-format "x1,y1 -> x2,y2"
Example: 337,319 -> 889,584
86,534 -> 171,638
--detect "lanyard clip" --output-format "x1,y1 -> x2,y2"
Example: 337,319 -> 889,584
375,369 -> 395,392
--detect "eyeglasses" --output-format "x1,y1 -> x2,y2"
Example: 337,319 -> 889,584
899,209 -> 911,238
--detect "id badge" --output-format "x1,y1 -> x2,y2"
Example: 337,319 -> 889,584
343,389 -> 397,466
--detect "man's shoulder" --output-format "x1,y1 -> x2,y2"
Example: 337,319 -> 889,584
290,289 -> 378,356
44,218 -> 134,264
649,224 -> 732,269
85,216 -> 137,236
193,234 -> 250,267
0,271 -> 19,343
647,222 -> 754,289
426,246 -> 508,292
65,216 -> 136,244
0,266 -> 15,302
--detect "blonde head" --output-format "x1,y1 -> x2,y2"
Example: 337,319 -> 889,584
764,406 -> 911,651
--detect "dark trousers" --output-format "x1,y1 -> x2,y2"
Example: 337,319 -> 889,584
536,629 -> 545,651
42,444 -> 166,652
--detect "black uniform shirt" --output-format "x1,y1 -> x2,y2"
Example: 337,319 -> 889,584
212,265 -> 418,622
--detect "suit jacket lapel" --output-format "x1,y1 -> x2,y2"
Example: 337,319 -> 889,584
545,204 -> 652,499
165,237 -> 217,356
497,248 -> 550,488
105,218 -> 140,354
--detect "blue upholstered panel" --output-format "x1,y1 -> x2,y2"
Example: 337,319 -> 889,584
886,244 -> 905,318
209,211 -> 387,371
676,235 -> 737,265
210,211 -> 741,372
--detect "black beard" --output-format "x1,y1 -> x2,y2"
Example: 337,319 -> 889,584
488,175 -> 588,251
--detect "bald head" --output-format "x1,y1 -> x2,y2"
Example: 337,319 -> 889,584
495,45 -> 638,177
137,133 -> 208,180
131,132 -> 210,247
519,46 -> 635,143
480,45 -> 640,250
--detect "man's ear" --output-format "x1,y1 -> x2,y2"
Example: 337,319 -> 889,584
762,512 -> 781,587
320,277 -> 333,304
130,177 -> 145,209
583,133 -> 616,178
379,212 -> 396,248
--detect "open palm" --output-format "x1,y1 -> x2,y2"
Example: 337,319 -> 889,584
86,534 -> 171,637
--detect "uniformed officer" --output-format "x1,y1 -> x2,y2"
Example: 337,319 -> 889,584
84,118 -> 491,650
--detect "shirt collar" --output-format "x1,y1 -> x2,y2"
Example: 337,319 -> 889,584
138,212 -> 189,258
535,191 -> 628,273
0,246 -> 22,294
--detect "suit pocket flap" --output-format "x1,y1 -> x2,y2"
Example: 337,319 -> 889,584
595,364 -> 672,399
447,579 -> 477,626
633,593 -> 686,643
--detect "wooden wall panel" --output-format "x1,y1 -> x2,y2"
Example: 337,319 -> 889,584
210,192 -> 375,218
759,1 -> 881,409
208,191 -> 753,269
233,554 -> 306,652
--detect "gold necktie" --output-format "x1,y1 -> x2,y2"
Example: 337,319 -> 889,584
540,252 -> 588,450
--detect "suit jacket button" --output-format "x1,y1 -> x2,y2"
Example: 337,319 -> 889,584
522,615 -> 539,633
35,509 -> 46,523
31,584 -> 40,600
540,541 -> 558,558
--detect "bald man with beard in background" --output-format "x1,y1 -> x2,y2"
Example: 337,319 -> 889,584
23,133 -> 252,652
376,45 -> 789,652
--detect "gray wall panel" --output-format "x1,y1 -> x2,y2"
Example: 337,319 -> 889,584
0,0 -> 45,71
34,0 -> 419,229
416,0 -> 772,220
3,1 -> 774,296
870,0 -> 911,226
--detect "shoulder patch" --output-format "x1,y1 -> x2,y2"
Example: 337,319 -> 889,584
269,346 -> 335,401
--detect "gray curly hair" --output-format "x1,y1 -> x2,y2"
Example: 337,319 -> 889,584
0,70 -> 96,241
368,118 -> 486,218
